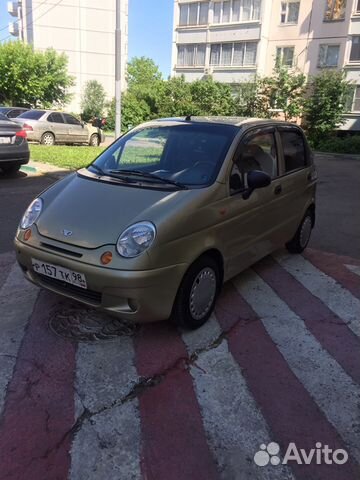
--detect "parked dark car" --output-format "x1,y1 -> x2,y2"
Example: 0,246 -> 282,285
0,106 -> 30,119
0,113 -> 30,174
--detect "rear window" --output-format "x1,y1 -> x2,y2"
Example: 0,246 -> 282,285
280,130 -> 307,172
0,113 -> 9,121
0,108 -> 10,114
18,110 -> 45,120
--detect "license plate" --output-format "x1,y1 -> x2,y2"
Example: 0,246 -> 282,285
31,258 -> 87,289
0,137 -> 11,144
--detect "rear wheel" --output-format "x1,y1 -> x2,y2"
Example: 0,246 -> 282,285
1,164 -> 21,174
172,255 -> 220,330
89,134 -> 100,147
286,210 -> 314,254
41,132 -> 55,146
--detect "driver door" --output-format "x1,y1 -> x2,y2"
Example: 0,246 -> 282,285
219,127 -> 285,279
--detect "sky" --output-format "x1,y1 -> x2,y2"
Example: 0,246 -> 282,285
0,0 -> 174,77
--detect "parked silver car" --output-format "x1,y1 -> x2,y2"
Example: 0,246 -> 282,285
14,110 -> 105,146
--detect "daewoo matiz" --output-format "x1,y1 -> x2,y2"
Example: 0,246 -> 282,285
15,117 -> 317,329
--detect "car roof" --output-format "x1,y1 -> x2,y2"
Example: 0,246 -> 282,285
146,116 -> 301,130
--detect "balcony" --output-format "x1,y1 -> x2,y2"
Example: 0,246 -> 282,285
8,21 -> 19,36
7,1 -> 19,17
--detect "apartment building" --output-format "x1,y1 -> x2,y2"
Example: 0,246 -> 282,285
7,0 -> 128,113
171,0 -> 360,129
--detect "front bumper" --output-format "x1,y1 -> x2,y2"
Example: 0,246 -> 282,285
15,237 -> 188,323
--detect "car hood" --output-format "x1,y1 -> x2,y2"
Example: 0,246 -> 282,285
36,170 -> 191,249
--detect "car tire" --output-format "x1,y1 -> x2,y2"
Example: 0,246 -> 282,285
286,209 -> 314,254
2,164 -> 21,174
41,132 -> 55,146
89,134 -> 100,147
172,255 -> 220,330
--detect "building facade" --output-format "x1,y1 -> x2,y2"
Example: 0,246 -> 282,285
7,0 -> 128,113
171,0 -> 360,129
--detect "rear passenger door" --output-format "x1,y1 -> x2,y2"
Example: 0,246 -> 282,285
276,126 -> 315,241
63,114 -> 88,144
46,112 -> 67,143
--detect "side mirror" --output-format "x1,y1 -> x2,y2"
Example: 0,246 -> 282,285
243,170 -> 271,200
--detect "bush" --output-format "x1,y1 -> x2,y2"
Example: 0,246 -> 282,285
315,135 -> 360,154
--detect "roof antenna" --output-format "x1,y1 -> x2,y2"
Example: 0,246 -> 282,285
185,115 -> 192,121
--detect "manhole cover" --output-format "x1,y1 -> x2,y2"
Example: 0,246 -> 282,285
49,304 -> 137,342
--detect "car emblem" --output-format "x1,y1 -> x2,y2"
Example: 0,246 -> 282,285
62,229 -> 73,237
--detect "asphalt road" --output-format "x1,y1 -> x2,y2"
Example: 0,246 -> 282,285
0,153 -> 359,258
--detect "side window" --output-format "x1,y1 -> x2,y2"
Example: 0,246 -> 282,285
8,110 -> 19,119
48,113 -> 64,123
280,130 -> 306,172
63,113 -> 80,125
230,131 -> 278,194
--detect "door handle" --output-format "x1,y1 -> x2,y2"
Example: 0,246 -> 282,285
274,185 -> 282,195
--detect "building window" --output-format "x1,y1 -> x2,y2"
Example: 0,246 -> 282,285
350,36 -> 360,62
276,46 -> 295,67
210,42 -> 257,66
212,0 -> 261,24
177,44 -> 206,66
179,2 -> 209,26
324,0 -> 346,21
318,44 -> 340,67
346,85 -> 360,111
280,1 -> 300,23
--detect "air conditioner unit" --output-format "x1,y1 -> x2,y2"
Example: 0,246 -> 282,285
7,1 -> 19,17
8,21 -> 19,36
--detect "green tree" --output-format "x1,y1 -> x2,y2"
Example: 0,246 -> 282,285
127,56 -> 163,88
233,79 -> 268,118
156,76 -> 194,117
80,80 -> 106,122
258,66 -> 306,121
106,92 -> 151,132
304,70 -> 350,146
0,41 -> 74,107
189,77 -> 235,116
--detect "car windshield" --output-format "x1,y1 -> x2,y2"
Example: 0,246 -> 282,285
18,110 -> 45,120
88,123 -> 238,188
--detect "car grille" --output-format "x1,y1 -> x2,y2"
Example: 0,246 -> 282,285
34,273 -> 102,305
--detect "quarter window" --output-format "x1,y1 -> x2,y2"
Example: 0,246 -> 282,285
324,0 -> 346,21
318,44 -> 340,67
47,113 -> 64,123
280,130 -> 306,172
280,1 -> 300,23
350,36 -> 360,62
212,0 -> 261,23
210,42 -> 257,66
179,2 -> 209,26
276,46 -> 295,67
177,44 -> 206,66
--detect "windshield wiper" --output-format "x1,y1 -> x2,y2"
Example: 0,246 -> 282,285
109,169 -> 188,190
89,164 -> 105,176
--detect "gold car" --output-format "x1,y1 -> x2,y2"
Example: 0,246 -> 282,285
15,117 -> 317,329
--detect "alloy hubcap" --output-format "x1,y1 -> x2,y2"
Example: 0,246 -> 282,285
91,136 -> 99,146
300,216 -> 312,248
43,134 -> 54,145
189,267 -> 217,320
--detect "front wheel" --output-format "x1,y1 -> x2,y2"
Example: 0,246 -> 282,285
89,134 -> 100,146
172,255 -> 220,330
286,210 -> 314,254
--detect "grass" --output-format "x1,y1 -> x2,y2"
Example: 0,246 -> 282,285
29,144 -> 106,170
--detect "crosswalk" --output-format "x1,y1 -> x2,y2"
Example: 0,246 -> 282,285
0,248 -> 359,480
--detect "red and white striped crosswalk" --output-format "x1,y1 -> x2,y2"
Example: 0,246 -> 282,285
0,248 -> 359,480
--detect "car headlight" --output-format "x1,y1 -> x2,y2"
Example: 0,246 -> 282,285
116,221 -> 156,258
20,198 -> 43,229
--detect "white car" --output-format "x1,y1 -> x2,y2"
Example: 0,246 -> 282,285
14,110 -> 105,146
